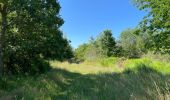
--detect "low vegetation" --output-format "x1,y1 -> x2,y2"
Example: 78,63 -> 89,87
0,56 -> 169,100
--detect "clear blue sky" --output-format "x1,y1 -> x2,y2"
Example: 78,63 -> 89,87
59,0 -> 146,48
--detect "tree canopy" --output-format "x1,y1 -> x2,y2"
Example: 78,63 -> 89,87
96,30 -> 116,57
0,0 -> 73,75
133,0 -> 170,54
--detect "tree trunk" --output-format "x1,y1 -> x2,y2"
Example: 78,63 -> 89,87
0,5 -> 7,77
0,31 -> 3,77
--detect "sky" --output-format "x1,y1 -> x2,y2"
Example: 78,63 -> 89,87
59,0 -> 147,48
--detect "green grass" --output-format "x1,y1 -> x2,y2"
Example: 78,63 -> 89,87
124,58 -> 170,74
0,57 -> 170,100
99,57 -> 119,67
50,60 -> 122,74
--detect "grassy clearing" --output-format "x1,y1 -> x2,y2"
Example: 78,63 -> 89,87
50,61 -> 122,74
0,57 -> 170,100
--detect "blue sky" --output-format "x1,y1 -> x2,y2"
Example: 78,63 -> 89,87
59,0 -> 147,48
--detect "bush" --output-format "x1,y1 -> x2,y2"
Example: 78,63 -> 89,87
4,55 -> 50,75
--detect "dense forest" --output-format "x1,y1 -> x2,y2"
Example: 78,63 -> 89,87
0,0 -> 169,99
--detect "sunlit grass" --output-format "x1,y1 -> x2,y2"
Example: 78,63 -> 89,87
50,61 -> 122,74
0,57 -> 170,99
51,57 -> 170,75
124,58 -> 170,74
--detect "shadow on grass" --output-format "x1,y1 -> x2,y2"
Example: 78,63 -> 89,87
0,64 -> 170,100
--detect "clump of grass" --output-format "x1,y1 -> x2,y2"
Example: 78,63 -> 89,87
99,57 -> 119,67
124,58 -> 170,74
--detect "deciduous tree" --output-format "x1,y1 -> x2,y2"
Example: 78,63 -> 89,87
133,0 -> 170,54
0,0 -> 72,75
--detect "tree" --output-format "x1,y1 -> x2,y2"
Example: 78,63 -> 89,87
75,43 -> 89,61
96,30 -> 116,57
62,39 -> 74,60
85,37 -> 99,61
120,28 -> 146,58
0,1 -> 8,76
133,0 -> 170,54
0,0 -> 72,75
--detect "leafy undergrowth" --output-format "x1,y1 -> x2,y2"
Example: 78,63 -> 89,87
0,58 -> 170,100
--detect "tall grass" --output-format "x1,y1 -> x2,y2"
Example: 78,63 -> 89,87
0,55 -> 170,99
99,57 -> 119,67
50,61 -> 120,74
124,58 -> 170,74
142,52 -> 170,62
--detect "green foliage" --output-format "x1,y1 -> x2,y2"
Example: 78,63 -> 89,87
75,30 -> 117,61
74,43 -> 89,61
133,0 -> 170,54
85,37 -> 99,61
142,52 -> 170,62
0,0 -> 73,74
96,30 -> 116,57
120,28 -> 147,58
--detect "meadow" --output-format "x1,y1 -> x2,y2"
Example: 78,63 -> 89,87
0,56 -> 170,100
0,0 -> 169,100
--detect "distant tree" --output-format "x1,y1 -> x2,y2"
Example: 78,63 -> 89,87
114,41 -> 124,57
120,28 -> 146,58
85,37 -> 99,61
75,43 -> 89,61
133,0 -> 170,54
96,30 -> 116,57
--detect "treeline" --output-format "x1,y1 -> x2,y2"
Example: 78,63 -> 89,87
75,0 -> 170,61
75,28 -> 147,61
75,27 -> 169,62
0,0 -> 73,76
